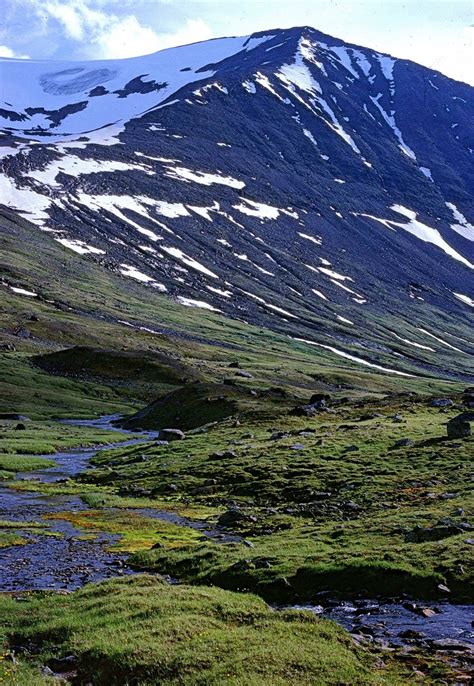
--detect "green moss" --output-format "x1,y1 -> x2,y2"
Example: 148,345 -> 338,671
0,532 -> 27,548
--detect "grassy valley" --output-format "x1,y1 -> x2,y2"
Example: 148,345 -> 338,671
0,211 -> 472,684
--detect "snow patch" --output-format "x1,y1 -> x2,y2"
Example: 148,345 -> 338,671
10,286 -> 37,297
56,238 -> 105,255
370,94 -> 416,160
177,296 -> 219,311
445,202 -> 474,241
233,198 -> 281,219
161,246 -> 218,278
164,166 -> 245,189
454,293 -> 474,307
294,338 -> 413,376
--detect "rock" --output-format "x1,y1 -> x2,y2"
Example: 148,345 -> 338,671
462,388 -> 474,407
208,450 -> 237,460
160,428 -> 185,441
291,404 -> 317,417
431,398 -> 454,407
431,639 -> 472,652
235,370 -> 253,378
398,629 -> 425,639
405,525 -> 465,542
392,414 -> 404,423
309,393 -> 331,407
437,583 -> 451,594
241,432 -> 254,439
289,443 -> 305,450
358,412 -> 382,421
393,438 -> 415,448
447,412 -> 473,439
14,423 -> 26,430
270,431 -> 289,440
464,539 -> 474,545
217,508 -> 257,528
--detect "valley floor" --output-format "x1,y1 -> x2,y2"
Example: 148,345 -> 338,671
0,359 -> 472,684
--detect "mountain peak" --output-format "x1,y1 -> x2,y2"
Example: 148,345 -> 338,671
0,26 -> 472,380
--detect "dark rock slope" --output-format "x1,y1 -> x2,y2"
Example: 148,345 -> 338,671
1,26 -> 473,379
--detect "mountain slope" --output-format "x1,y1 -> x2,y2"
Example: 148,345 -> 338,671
1,26 -> 473,380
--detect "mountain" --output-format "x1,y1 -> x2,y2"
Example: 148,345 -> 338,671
1,26 -> 473,381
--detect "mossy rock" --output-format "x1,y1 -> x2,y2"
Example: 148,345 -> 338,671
120,382 -> 279,431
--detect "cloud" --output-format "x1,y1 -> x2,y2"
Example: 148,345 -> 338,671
39,0 -> 213,59
0,44 -> 29,58
93,17 -> 214,59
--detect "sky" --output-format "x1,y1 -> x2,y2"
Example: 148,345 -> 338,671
1,0 -> 472,85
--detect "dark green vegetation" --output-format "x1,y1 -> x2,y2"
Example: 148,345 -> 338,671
1,210 -> 473,684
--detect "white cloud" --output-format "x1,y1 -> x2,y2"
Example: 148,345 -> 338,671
0,44 -> 29,58
40,0 -> 213,59
93,17 -> 214,59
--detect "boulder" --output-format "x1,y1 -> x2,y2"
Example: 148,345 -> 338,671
431,398 -> 454,407
291,404 -> 317,417
447,412 -> 473,439
208,450 -> 237,460
235,370 -> 253,378
160,428 -> 185,441
309,393 -> 331,407
217,507 -> 257,529
462,388 -> 474,408
393,438 -> 415,448
405,524 -> 466,543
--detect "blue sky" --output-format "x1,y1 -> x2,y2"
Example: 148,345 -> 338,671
1,0 -> 472,84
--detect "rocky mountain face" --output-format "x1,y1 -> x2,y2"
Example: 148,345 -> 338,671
0,26 -> 473,379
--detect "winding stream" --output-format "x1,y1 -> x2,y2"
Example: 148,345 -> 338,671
0,415 -> 237,591
1,416 -> 472,657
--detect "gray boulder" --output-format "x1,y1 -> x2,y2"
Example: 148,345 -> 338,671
160,428 -> 185,441
447,413 -> 473,439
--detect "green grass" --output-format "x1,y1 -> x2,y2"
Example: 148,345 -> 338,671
0,532 -> 27,548
0,354 -> 137,421
78,396 -> 473,602
45,508 -> 205,553
0,455 -> 56,472
0,575 -> 421,685
0,420 -> 128,458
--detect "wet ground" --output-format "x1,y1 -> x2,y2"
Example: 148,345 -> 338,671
0,415 -> 238,591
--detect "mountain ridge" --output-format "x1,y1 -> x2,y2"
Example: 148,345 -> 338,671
1,25 -> 473,381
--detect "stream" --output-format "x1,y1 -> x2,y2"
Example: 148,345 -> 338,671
0,416 -> 472,660
0,415 -> 237,591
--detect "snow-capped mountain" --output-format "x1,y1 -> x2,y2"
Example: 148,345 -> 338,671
1,26 -> 473,378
